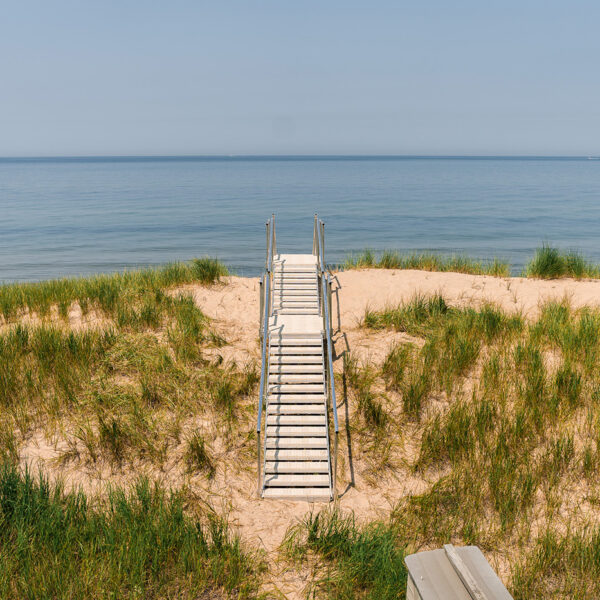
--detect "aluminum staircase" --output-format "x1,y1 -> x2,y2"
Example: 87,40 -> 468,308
257,216 -> 338,502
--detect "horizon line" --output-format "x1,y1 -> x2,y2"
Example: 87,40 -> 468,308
1,153 -> 599,161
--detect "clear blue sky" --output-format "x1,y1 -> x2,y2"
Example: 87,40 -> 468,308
1,1 -> 599,156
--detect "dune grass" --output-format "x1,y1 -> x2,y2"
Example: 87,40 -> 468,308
0,259 -> 267,597
282,509 -> 407,600
344,245 -> 600,280
525,244 -> 600,279
0,256 -> 257,476
343,250 -> 510,276
0,257 -> 228,321
0,462 -> 265,599
317,294 -> 600,598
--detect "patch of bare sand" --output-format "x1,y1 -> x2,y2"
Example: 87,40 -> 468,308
0,304 -> 110,334
173,277 -> 262,364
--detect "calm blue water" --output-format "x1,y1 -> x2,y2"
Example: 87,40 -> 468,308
1,156 -> 599,282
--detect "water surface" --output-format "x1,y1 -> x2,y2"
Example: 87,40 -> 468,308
1,156 -> 599,282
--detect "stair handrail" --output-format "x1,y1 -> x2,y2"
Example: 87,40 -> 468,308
317,221 -> 338,433
257,214 -> 275,496
315,219 -> 339,499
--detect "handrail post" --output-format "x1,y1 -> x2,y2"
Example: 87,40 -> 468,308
328,276 -> 333,333
257,215 -> 274,498
271,213 -> 277,257
320,221 -> 325,267
333,430 -> 338,501
257,435 -> 261,496
259,275 -> 264,341
265,221 -> 270,270
313,213 -> 318,256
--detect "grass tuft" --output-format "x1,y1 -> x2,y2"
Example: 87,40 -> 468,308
185,431 -> 216,478
282,509 -> 407,600
525,244 -> 600,279
0,257 -> 228,322
0,462 -> 264,598
344,250 -> 510,276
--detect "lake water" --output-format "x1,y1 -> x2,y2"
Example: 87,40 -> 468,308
1,156 -> 599,282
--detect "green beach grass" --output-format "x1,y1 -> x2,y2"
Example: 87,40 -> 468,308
343,245 -> 600,280
0,256 -> 227,321
525,244 -> 600,279
0,463 -> 265,599
307,293 -> 600,598
343,249 -> 511,276
0,257 -> 269,597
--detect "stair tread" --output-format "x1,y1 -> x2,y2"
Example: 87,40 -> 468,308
267,404 -> 326,415
267,426 -> 327,436
267,394 -> 326,403
265,449 -> 328,460
269,388 -> 325,396
269,356 -> 323,364
269,347 -> 323,355
265,437 -> 328,448
270,337 -> 322,344
265,461 -> 329,474
270,365 -> 323,373
266,415 -> 326,426
262,488 -> 331,501
264,473 -> 330,486
269,375 -> 324,384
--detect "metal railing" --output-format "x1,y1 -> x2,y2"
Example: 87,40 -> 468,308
313,214 -> 339,500
257,214 -> 275,496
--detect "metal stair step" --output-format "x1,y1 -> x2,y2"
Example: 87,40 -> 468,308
267,394 -> 327,403
265,437 -> 328,449
268,384 -> 325,393
267,404 -> 326,415
273,292 -> 317,298
266,415 -> 326,426
273,298 -> 318,303
269,346 -> 323,355
276,311 -> 319,316
264,473 -> 330,486
269,355 -> 323,364
262,488 -> 331,501
267,426 -> 327,436
270,337 -> 322,345
268,374 -> 324,384
269,364 -> 323,374
273,298 -> 319,303
265,461 -> 329,474
272,301 -> 319,307
265,449 -> 328,461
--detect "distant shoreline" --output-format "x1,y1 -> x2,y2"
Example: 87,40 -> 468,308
0,154 -> 597,162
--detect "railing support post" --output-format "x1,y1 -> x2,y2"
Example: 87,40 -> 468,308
257,435 -> 262,496
257,215 -> 274,498
259,276 -> 264,340
265,221 -> 270,270
327,276 -> 333,333
333,432 -> 338,501
271,213 -> 277,257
